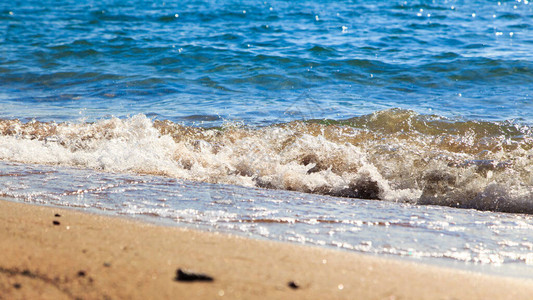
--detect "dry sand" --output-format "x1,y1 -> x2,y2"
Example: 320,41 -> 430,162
1,200 -> 532,300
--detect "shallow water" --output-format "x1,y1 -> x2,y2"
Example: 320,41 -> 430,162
0,0 -> 532,277
2,161 -> 533,278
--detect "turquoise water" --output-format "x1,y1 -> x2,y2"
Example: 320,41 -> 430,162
1,0 -> 533,275
1,0 -> 532,123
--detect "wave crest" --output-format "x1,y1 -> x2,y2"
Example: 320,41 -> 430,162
1,109 -> 532,213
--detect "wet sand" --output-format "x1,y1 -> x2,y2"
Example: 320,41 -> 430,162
1,200 -> 532,300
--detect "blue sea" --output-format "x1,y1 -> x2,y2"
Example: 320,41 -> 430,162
1,0 -> 533,276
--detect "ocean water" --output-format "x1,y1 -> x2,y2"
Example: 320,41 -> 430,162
1,0 -> 533,275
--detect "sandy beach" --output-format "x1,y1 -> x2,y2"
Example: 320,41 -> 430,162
1,200 -> 532,300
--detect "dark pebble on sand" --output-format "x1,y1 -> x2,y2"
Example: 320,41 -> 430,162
55,213 -> 61,217
13,283 -> 21,289
103,262 -> 111,267
175,268 -> 214,282
78,271 -> 86,277
288,281 -> 299,289
53,220 -> 60,225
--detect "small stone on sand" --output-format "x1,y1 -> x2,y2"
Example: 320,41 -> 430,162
288,281 -> 299,289
175,268 -> 214,282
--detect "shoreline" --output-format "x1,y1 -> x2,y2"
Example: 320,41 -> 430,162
1,200 -> 532,299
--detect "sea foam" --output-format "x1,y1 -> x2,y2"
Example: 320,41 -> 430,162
1,109 -> 532,213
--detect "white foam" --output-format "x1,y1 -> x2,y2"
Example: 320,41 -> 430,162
1,113 -> 532,213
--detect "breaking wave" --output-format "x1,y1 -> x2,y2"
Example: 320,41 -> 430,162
1,109 -> 532,213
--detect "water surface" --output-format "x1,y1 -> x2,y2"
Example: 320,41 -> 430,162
1,0 -> 532,277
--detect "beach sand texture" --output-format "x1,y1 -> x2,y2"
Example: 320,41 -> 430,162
1,200 -> 532,300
